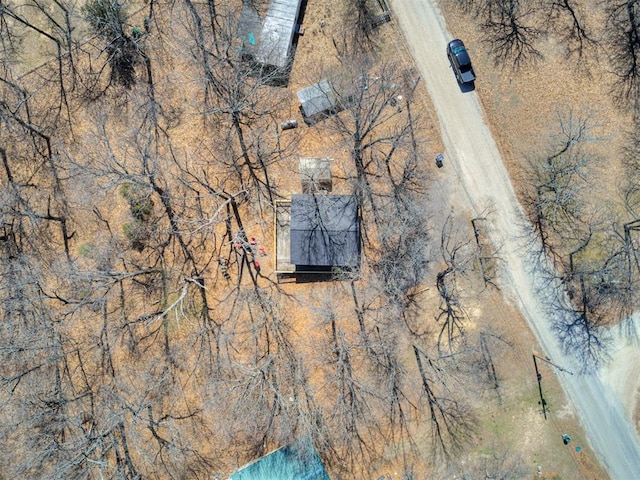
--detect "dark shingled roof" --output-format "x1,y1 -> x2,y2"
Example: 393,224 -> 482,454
290,194 -> 360,268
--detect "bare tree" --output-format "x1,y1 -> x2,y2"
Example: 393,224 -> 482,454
551,272 -> 613,371
315,59 -> 423,214
621,119 -> 640,212
605,0 -> 640,108
434,216 -> 487,354
443,447 -> 528,479
412,345 -> 474,460
456,0 -> 600,65
467,0 -> 543,67
522,111 -> 596,267
182,1 -> 293,206
519,112 -> 621,368
544,0 -> 596,57
436,221 -> 469,354
317,306 -> 383,475
371,194 -> 431,313
0,1 -> 80,127
476,330 -> 510,400
0,0 -> 539,476
338,0 -> 381,54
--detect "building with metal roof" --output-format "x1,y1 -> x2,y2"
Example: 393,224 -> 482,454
230,440 -> 330,480
297,80 -> 343,125
256,0 -> 303,70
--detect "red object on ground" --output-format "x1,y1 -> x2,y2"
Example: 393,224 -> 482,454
258,246 -> 266,256
253,260 -> 261,271
250,237 -> 257,245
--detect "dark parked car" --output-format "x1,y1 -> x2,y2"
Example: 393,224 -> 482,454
447,39 -> 475,85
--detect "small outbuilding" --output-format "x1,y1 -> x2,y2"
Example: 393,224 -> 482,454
238,0 -> 303,81
297,80 -> 343,125
258,0 -> 303,70
231,440 -> 330,480
299,157 -> 332,194
289,194 -> 360,269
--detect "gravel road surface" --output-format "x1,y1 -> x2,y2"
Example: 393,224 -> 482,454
388,1 -> 640,478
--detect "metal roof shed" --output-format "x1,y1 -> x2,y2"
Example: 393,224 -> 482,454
297,80 -> 342,125
231,440 -> 330,480
290,194 -> 360,268
257,0 -> 303,70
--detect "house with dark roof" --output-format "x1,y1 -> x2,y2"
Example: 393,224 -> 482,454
274,156 -> 360,275
289,194 -> 360,270
230,440 -> 330,480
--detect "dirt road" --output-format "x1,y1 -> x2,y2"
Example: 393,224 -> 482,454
389,0 -> 640,478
